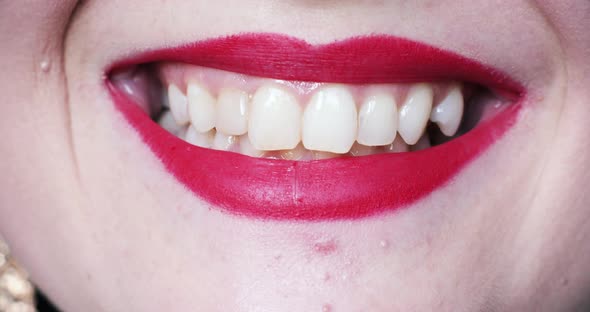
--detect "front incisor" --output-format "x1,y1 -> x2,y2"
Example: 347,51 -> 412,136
302,85 -> 358,154
248,84 -> 302,151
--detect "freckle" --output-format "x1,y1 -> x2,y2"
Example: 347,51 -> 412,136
274,254 -> 282,261
40,60 -> 51,72
322,304 -> 332,312
323,272 -> 331,282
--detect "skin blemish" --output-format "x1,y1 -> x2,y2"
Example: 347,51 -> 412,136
313,239 -> 338,256
560,277 -> 569,286
40,60 -> 51,73
265,253 -> 283,269
322,304 -> 333,312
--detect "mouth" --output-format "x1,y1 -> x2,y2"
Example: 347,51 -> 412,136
106,33 -> 525,221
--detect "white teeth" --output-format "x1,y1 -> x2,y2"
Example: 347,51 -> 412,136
187,82 -> 216,133
164,78 -> 462,159
248,84 -> 302,151
158,110 -> 185,136
168,84 -> 190,125
213,131 -> 238,151
398,84 -> 434,145
239,135 -> 265,157
185,126 -> 215,148
357,91 -> 398,146
430,85 -> 464,137
303,85 -> 358,154
216,88 -> 249,136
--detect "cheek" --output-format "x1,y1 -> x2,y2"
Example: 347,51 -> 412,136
0,2 -> 78,243
0,0 -> 86,304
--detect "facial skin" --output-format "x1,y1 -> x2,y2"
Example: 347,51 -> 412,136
0,1 -> 589,311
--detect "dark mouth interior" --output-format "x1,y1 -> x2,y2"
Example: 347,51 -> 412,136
430,86 -> 501,146
110,63 -> 510,153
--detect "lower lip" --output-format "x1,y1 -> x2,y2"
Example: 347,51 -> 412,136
107,33 -> 525,221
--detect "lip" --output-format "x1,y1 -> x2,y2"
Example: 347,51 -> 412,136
107,33 -> 525,221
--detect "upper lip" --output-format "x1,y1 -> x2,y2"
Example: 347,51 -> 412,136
107,32 -> 525,221
109,33 -> 522,98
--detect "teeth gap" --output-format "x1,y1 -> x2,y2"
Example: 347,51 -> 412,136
112,64 -> 507,160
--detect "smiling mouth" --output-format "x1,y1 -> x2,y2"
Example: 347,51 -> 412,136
106,33 -> 525,221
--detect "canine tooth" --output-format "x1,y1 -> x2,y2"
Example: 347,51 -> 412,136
185,126 -> 215,148
187,82 -> 216,133
384,135 -> 409,153
280,144 -> 307,160
158,110 -> 185,136
217,88 -> 249,136
248,85 -> 302,151
213,131 -> 238,151
430,85 -> 464,136
349,143 -> 377,157
239,135 -> 265,157
303,85 -> 357,154
168,84 -> 190,125
398,84 -> 434,145
357,92 -> 397,146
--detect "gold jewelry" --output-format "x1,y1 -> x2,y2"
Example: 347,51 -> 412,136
0,236 -> 36,312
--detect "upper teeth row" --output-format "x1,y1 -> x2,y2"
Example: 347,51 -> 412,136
166,81 -> 464,154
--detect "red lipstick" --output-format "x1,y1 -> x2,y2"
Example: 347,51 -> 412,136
107,33 -> 524,220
